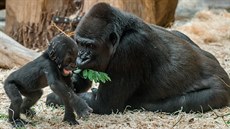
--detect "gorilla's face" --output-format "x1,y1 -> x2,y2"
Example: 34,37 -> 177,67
75,15 -> 118,72
48,35 -> 78,76
61,47 -> 78,76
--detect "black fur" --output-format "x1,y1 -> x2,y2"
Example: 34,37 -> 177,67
46,71 -> 92,107
4,34 -> 92,127
74,3 -> 230,114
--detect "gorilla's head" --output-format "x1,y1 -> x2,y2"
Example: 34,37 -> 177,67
48,34 -> 78,76
75,3 -> 123,71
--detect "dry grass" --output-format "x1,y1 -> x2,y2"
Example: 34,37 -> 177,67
173,9 -> 230,77
0,9 -> 230,129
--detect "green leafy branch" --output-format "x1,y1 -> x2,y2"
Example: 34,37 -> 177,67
74,69 -> 111,83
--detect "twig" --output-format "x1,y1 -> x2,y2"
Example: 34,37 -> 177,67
209,105 -> 229,127
214,113 -> 230,119
67,31 -> 75,37
215,75 -> 230,88
171,107 -> 184,128
171,115 -> 183,128
123,105 -> 132,114
51,21 -> 71,37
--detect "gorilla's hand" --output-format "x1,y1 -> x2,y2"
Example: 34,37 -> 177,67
78,89 -> 97,107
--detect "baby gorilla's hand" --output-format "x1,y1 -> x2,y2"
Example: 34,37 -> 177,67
76,99 -> 93,118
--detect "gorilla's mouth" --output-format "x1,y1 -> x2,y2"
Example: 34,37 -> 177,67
76,57 -> 92,69
62,68 -> 72,76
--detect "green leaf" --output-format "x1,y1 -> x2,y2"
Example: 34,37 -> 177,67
16,127 -> 27,129
0,113 -> 8,120
100,72 -> 111,82
96,72 -> 105,83
76,68 -> 111,83
93,71 -> 100,83
226,120 -> 230,125
88,70 -> 93,81
74,68 -> 82,74
83,69 -> 88,79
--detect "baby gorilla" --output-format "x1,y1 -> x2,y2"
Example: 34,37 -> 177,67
4,34 -> 92,127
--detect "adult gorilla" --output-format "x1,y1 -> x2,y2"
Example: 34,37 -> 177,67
74,3 -> 230,114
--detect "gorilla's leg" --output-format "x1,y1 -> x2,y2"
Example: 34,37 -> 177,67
46,89 -> 97,107
62,97 -> 78,125
4,83 -> 27,127
20,90 -> 43,117
141,76 -> 230,112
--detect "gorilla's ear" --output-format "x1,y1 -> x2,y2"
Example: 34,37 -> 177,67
109,32 -> 118,46
109,31 -> 120,56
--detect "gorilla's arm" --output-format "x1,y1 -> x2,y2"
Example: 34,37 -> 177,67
44,67 -> 78,124
72,71 -> 92,93
46,72 -> 92,107
45,67 -> 92,122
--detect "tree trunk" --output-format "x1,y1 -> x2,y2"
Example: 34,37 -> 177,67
4,0 -> 178,51
82,0 -> 178,27
0,31 -> 40,69
5,0 -> 77,50
0,0 -> 5,9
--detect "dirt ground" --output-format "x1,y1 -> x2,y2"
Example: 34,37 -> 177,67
0,9 -> 230,129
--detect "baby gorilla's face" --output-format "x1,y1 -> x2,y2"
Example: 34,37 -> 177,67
61,47 -> 78,76
48,34 -> 78,76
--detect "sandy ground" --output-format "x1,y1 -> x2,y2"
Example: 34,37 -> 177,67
0,9 -> 230,129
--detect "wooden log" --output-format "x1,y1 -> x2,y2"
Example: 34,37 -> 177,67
82,0 -> 178,27
5,0 -> 77,50
0,31 -> 40,69
0,0 -> 5,9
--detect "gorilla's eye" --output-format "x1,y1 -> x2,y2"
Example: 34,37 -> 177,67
88,44 -> 95,49
85,43 -> 95,49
